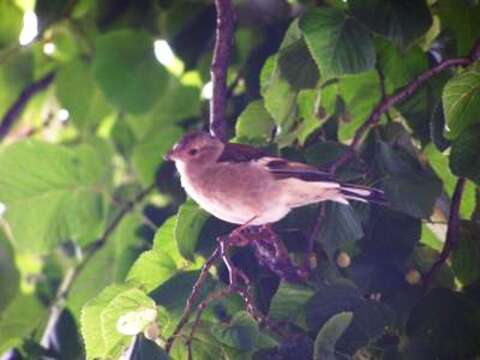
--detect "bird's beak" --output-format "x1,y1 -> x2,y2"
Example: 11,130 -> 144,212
164,149 -> 175,161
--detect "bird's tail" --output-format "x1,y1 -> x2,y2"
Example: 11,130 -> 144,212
337,184 -> 387,206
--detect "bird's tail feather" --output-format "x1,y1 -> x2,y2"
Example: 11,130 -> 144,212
339,184 -> 387,205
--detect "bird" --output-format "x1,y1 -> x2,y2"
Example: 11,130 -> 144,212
165,131 -> 385,226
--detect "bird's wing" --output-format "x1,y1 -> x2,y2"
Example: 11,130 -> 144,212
218,142 -> 333,182
256,157 -> 334,182
217,142 -> 267,162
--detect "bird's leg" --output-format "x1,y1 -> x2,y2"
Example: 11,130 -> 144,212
228,216 -> 258,246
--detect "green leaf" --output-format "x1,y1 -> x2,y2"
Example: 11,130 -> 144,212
260,55 -> 298,130
305,281 -> 364,333
81,284 -> 132,360
68,213 -> 144,318
0,140 -> 112,252
406,288 -> 480,359
0,50 -> 33,113
235,100 -> 275,145
55,59 -> 112,132
377,41 -> 428,93
425,144 -> 476,217
127,250 -> 178,292
0,293 -> 46,354
452,221 -> 480,286
0,230 -> 19,312
375,140 -> 442,218
349,0 -> 433,48
437,0 -> 480,56
443,66 -> 480,140
269,282 -> 314,324
300,7 -> 376,79
175,200 -> 209,261
277,38 -> 319,90
361,207 -> 420,265
449,124 -> 480,184
211,311 -> 259,351
337,70 -> 382,141
93,29 -> 169,114
296,89 -> 324,145
100,288 -> 157,358
132,126 -> 183,185
313,312 -> 353,360
316,203 -> 364,261
0,0 -> 23,49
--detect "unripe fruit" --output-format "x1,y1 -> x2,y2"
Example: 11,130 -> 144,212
405,269 -> 421,285
336,252 -> 351,268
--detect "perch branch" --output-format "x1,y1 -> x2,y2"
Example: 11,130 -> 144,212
0,72 -> 55,141
423,177 -> 466,287
331,38 -> 480,173
40,183 -> 156,346
209,0 -> 235,142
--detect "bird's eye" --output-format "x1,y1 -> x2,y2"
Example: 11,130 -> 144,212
188,149 -> 198,156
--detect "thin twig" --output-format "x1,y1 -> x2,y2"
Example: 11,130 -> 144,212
423,178 -> 466,287
164,247 -> 221,353
330,37 -> 480,174
0,72 -> 55,141
40,183 -> 156,345
209,0 -> 235,142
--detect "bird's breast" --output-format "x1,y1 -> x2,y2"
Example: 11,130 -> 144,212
175,162 -> 289,225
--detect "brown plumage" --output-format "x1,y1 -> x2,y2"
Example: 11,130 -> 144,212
165,131 -> 385,225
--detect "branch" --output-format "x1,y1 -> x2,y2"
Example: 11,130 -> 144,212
209,0 -> 235,142
0,72 -> 55,141
330,38 -> 480,173
422,177 -> 466,287
40,183 -> 156,346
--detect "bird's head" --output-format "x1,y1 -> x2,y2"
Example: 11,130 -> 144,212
164,131 -> 224,165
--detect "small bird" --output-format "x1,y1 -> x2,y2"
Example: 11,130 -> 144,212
165,131 -> 385,226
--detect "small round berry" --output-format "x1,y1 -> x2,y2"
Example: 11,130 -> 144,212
336,252 -> 351,268
143,322 -> 160,341
405,269 -> 421,285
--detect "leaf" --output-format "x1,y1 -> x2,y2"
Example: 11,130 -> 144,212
130,336 -> 169,360
81,284 -> 132,360
305,281 -> 364,333
316,203 -> 364,261
0,0 -> 23,49
100,288 -> 158,359
337,70 -> 382,141
0,140 -> 112,252
260,55 -> 298,130
425,144 -> 476,217
452,221 -> 480,286
300,7 -> 376,79
437,0 -> 480,56
406,288 -> 480,359
93,29 -> 169,114
377,41 -> 428,93
0,293 -> 46,354
313,312 -> 353,360
449,123 -> 480,184
277,38 -> 319,90
126,250 -> 178,292
235,100 -> 275,145
0,230 -> 19,312
55,59 -> 112,132
349,0 -> 433,48
269,282 -> 315,323
375,140 -> 442,218
0,50 -> 33,112
132,126 -> 183,185
68,213 -> 144,318
336,301 -> 395,355
211,311 -> 259,351
360,207 -> 420,266
175,200 -> 209,261
443,66 -> 480,140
